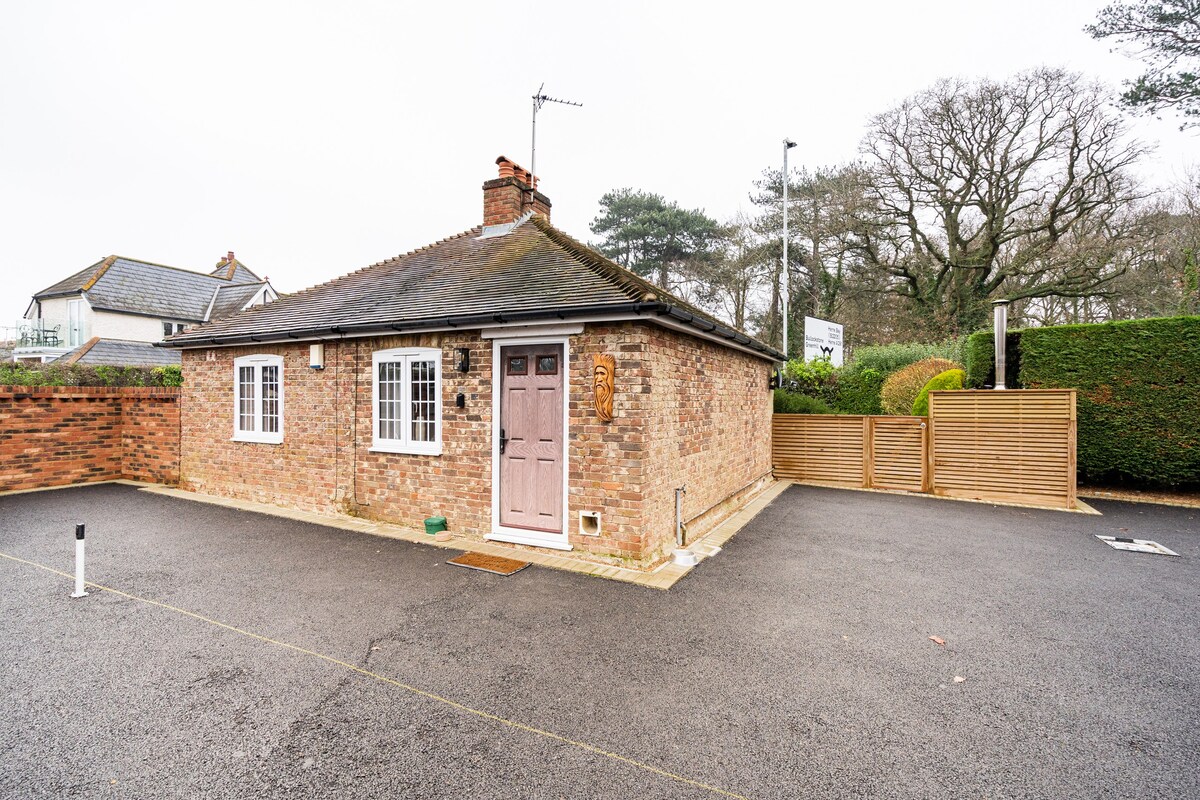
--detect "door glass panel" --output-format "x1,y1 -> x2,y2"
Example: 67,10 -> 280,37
378,361 -> 402,441
536,354 -> 558,375
507,356 -> 527,375
410,359 -> 436,442
261,365 -> 279,433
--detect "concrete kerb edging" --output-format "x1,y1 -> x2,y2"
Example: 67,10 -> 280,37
0,478 -> 160,499
132,482 -> 787,590
782,480 -> 1102,516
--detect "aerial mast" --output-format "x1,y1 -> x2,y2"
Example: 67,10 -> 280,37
531,83 -> 582,183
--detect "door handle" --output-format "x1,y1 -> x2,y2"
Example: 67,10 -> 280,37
499,428 -> 508,454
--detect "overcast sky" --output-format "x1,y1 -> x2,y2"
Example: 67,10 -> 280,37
2,0 -> 1195,327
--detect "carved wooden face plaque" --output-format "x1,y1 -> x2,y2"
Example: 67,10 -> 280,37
593,354 -> 615,423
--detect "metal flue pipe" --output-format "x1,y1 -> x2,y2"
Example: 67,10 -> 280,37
992,300 -> 1010,390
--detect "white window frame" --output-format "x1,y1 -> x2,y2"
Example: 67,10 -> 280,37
371,347 -> 443,456
232,354 -> 284,444
67,299 -> 84,347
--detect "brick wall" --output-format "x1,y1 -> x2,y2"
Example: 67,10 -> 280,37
641,327 -> 775,562
179,321 -> 773,569
0,386 -> 180,492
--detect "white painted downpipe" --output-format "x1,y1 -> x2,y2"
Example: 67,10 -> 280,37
672,486 -> 698,566
992,299 -> 1010,390
71,523 -> 89,598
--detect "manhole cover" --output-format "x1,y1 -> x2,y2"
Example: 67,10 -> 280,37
1095,535 -> 1179,557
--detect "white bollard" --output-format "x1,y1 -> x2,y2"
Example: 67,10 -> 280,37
71,523 -> 89,598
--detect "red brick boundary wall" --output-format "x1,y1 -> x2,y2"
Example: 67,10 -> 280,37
0,386 -> 180,492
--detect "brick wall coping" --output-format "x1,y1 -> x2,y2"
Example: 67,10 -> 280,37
0,385 -> 181,399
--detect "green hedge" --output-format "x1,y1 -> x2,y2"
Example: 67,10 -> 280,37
773,390 -> 836,414
1018,317 -> 1200,487
833,367 -> 885,415
0,363 -> 182,387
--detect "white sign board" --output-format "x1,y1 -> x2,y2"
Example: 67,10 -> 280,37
803,316 -> 843,366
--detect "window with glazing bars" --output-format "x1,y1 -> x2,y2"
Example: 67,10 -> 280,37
372,348 -> 441,455
232,355 -> 284,443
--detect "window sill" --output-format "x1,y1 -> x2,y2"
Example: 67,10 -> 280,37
231,434 -> 283,445
369,443 -> 443,457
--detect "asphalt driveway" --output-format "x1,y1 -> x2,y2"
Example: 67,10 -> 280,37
1,483 -> 1197,799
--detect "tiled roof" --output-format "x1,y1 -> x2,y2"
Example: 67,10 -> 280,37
55,337 -> 181,367
33,256 -> 265,322
164,216 -> 782,359
34,259 -> 110,298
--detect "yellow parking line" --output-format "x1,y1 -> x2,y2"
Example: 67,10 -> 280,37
0,550 -> 748,800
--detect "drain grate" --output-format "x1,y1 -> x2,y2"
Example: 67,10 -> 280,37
1095,535 -> 1179,557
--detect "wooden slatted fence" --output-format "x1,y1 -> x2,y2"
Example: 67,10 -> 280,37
928,389 -> 1076,509
771,389 -> 1078,510
771,414 -> 865,486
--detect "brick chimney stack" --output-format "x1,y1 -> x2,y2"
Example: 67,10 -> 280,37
483,155 -> 551,226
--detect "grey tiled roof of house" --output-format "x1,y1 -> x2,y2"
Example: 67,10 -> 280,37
35,262 -> 108,298
55,338 -> 181,367
33,256 -> 264,322
164,216 -> 783,359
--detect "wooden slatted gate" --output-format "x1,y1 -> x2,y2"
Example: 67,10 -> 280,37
772,390 -> 1077,509
866,417 -> 928,492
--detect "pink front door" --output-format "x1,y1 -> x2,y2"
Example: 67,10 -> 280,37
499,344 -> 564,533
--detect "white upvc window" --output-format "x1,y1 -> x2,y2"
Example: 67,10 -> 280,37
372,347 -> 442,456
232,354 -> 284,444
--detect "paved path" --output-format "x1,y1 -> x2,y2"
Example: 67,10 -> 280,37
1,483 -> 1197,798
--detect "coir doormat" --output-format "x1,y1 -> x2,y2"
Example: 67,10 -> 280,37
446,552 -> 531,576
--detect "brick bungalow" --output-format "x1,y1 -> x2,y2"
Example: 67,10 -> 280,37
164,157 -> 782,568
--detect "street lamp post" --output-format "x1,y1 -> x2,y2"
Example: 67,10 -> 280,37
781,138 -> 797,359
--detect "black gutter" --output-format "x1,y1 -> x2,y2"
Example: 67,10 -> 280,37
158,302 -> 785,361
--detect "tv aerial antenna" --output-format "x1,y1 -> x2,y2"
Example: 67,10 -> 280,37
531,83 -> 582,185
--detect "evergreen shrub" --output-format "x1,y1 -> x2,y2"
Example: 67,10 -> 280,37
773,390 -> 836,414
911,369 -> 965,416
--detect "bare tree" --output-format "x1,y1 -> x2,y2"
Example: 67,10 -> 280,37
751,164 -> 872,350
850,68 -> 1149,336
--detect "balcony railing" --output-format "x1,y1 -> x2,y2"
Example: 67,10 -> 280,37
13,319 -> 87,350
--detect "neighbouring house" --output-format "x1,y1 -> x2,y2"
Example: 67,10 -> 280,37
15,253 -> 277,365
163,157 -> 781,568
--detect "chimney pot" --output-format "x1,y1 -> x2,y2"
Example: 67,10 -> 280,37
227,250 -> 235,262
483,155 -> 551,226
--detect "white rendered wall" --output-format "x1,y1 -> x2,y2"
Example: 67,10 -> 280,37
28,295 -> 184,343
